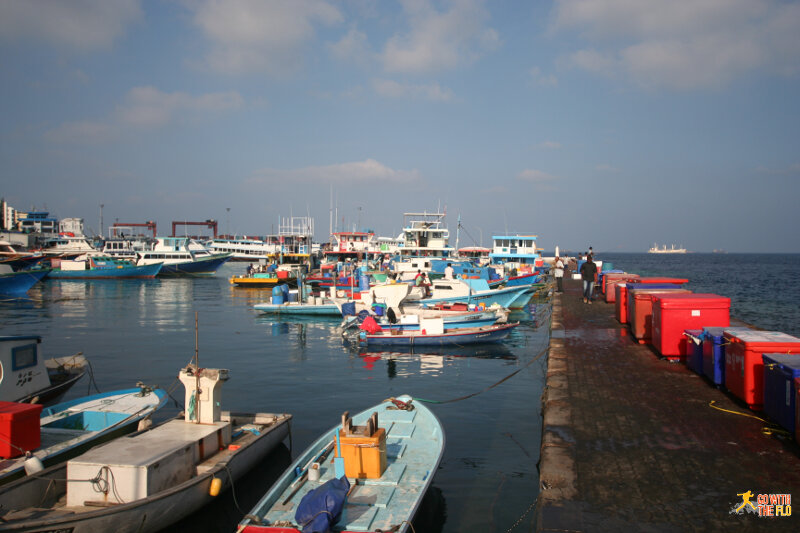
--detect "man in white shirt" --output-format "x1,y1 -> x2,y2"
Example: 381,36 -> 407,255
444,263 -> 455,280
554,257 -> 564,293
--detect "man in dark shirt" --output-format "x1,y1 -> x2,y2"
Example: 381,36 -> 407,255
580,255 -> 598,303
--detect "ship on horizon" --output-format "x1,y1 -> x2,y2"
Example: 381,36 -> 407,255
648,243 -> 687,254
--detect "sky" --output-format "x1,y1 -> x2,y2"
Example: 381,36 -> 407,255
1,0 -> 799,253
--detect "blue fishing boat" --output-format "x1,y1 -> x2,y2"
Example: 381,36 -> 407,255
504,272 -> 541,287
0,266 -> 48,296
0,385 -> 167,485
48,256 -> 162,279
254,301 -> 341,315
239,395 -> 444,533
342,309 -> 502,331
352,321 -> 519,347
407,278 -> 531,309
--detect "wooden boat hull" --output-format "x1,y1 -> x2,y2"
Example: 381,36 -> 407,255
0,412 -> 291,533
240,395 -> 444,533
359,322 -> 519,346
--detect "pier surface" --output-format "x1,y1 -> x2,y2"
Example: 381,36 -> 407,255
537,279 -> 800,532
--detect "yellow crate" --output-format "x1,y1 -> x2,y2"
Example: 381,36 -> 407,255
337,427 -> 387,479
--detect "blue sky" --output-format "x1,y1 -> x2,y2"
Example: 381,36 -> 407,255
1,0 -> 799,253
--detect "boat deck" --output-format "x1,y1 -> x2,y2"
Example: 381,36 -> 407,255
257,400 -> 442,532
537,278 -> 800,531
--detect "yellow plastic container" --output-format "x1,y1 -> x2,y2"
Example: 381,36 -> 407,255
337,427 -> 387,479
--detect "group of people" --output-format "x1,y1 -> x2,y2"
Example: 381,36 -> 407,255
551,248 -> 598,304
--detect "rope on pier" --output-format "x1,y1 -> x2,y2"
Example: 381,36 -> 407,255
708,400 -> 791,437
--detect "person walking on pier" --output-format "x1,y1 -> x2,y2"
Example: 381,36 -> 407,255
553,257 -> 564,293
580,254 -> 597,303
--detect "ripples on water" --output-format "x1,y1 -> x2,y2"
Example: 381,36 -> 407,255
0,264 -> 549,533
599,253 -> 800,336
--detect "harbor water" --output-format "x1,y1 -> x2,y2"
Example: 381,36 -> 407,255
1,253 -> 797,531
0,262 -> 549,533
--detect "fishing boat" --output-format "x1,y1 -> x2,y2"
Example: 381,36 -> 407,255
0,365 -> 292,533
341,308 -> 503,332
404,278 -> 532,309
255,300 -> 341,316
0,265 -> 48,296
0,384 -> 167,486
239,394 -> 444,533
230,269 -> 296,288
47,256 -> 162,279
0,336 -> 87,405
348,320 -> 519,347
102,232 -> 230,276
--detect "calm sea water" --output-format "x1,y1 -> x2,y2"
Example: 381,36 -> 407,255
596,253 -> 800,337
0,263 -> 549,533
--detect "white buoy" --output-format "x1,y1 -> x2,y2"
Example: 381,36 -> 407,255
24,455 -> 44,475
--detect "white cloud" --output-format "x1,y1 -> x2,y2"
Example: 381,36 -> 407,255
530,66 -> 558,87
251,159 -> 422,184
372,79 -> 454,101
45,86 -> 244,142
552,0 -> 800,89
116,86 -> 244,127
0,0 -> 142,51
382,0 -> 500,74
328,27 -> 372,65
595,163 -> 618,172
190,0 -> 342,75
517,169 -> 558,182
44,121 -> 115,144
539,141 -> 562,150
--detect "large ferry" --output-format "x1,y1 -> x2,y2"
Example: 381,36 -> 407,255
648,243 -> 687,254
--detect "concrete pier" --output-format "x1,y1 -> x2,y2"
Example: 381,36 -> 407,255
537,279 -> 800,531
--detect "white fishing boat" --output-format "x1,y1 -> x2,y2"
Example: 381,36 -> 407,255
0,365 -> 292,533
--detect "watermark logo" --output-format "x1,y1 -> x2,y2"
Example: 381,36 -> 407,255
731,491 -> 792,517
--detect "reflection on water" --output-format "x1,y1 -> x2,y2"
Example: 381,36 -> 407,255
1,263 -> 547,533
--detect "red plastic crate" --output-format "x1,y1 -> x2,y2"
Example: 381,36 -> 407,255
651,294 -> 730,360
614,283 -> 630,323
635,277 -> 689,285
629,288 -> 691,342
0,402 -> 43,458
724,328 -> 800,409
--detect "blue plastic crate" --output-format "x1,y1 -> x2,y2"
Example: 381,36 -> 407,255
762,353 -> 800,433
702,328 -> 726,386
684,329 -> 704,374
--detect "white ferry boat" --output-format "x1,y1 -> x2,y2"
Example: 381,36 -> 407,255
648,243 -> 687,254
206,216 -> 314,263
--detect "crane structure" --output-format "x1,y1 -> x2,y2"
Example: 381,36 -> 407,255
110,221 -> 157,239
171,220 -> 218,239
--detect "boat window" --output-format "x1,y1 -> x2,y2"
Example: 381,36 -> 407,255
11,343 -> 37,371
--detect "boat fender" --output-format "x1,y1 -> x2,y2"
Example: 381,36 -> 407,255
137,418 -> 153,431
24,454 -> 44,475
209,477 -> 222,497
